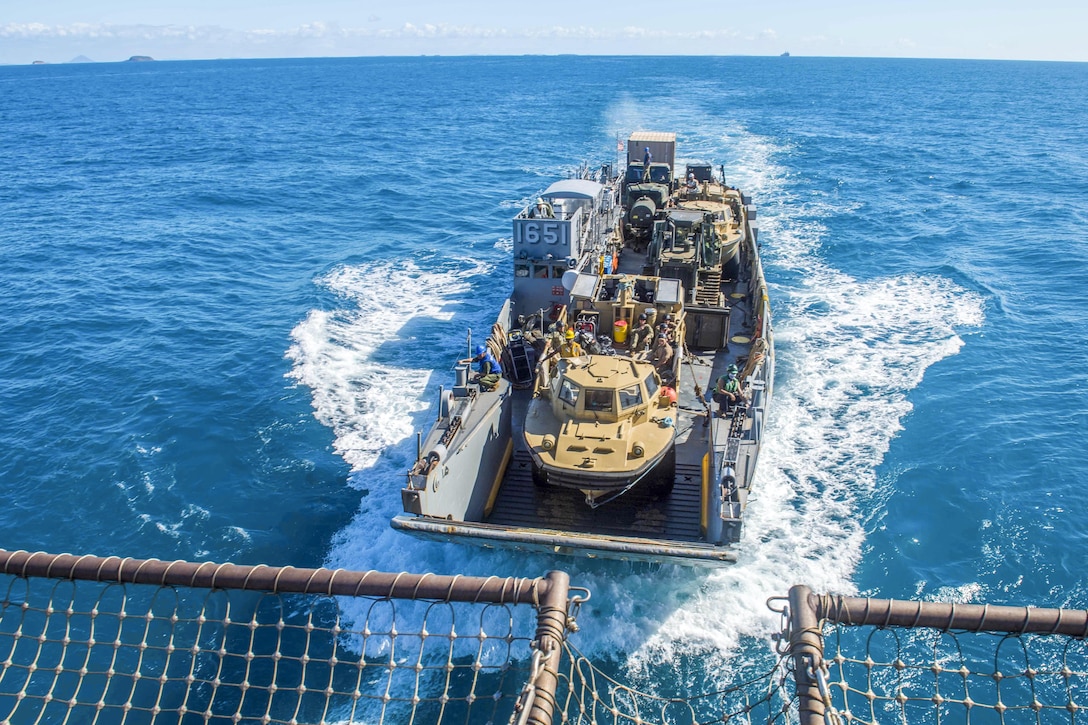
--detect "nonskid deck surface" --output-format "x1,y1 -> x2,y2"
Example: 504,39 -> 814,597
484,451 -> 704,542
487,284 -> 750,545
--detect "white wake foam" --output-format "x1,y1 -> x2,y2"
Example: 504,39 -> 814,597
286,259 -> 490,473
593,121 -> 984,677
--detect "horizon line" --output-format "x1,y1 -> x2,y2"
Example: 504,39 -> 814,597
7,53 -> 1087,67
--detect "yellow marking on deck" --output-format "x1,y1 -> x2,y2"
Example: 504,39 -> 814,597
700,452 -> 710,536
484,438 -> 515,517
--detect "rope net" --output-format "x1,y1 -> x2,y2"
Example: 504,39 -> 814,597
4,553 -> 1088,725
818,623 -> 1088,724
0,574 -> 538,724
785,588 -> 1088,725
0,570 -> 794,725
555,642 -> 795,724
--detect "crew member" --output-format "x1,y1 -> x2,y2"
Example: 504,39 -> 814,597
650,334 -> 673,371
657,314 -> 678,344
559,329 -> 584,357
628,313 -> 652,353
473,344 -> 502,376
472,344 -> 503,391
712,364 -> 747,415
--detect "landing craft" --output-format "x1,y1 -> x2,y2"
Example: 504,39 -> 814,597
393,132 -> 774,566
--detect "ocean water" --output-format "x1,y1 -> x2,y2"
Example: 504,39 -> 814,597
2,56 -> 1087,695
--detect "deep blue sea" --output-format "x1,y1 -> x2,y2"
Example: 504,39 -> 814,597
2,56 -> 1087,693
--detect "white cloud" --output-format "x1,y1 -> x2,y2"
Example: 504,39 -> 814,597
1,20 -> 755,45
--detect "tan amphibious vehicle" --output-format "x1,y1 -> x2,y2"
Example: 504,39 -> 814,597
525,353 -> 677,504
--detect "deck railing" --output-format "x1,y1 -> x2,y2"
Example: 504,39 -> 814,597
0,549 -> 580,725
3,548 -> 1087,724
780,584 -> 1088,725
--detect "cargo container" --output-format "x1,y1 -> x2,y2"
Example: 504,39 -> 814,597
627,131 -> 676,175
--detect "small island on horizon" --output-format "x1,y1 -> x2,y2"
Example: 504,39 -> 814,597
29,55 -> 154,65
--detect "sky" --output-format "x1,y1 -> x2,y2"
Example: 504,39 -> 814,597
1,0 -> 1085,65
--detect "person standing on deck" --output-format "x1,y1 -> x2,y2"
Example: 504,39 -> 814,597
559,329 -> 583,358
642,146 -> 652,181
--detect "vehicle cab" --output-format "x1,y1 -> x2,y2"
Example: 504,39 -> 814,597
524,355 -> 677,493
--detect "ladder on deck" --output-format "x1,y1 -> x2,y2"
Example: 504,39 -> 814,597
696,269 -> 723,306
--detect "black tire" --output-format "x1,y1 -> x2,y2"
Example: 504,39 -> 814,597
647,447 -> 676,497
531,462 -> 548,488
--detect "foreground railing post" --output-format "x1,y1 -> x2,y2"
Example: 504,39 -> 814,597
788,585 -> 827,725
515,570 -> 571,725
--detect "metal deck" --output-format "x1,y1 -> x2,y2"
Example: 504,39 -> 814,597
484,451 -> 705,542
478,251 -> 760,547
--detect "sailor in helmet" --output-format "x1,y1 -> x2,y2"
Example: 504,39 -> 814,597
472,343 -> 502,380
559,328 -> 584,358
534,197 -> 554,219
712,363 -> 747,416
628,312 -> 652,353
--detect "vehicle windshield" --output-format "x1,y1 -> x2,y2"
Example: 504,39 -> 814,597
584,389 -> 613,413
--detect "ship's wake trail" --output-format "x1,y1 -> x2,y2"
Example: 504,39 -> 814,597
286,258 -> 491,474
286,256 -> 522,578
